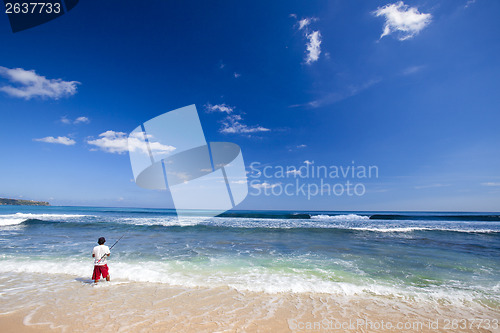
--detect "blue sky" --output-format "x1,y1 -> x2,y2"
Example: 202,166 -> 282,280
0,0 -> 499,211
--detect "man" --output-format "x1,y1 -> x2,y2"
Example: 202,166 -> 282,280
92,237 -> 111,283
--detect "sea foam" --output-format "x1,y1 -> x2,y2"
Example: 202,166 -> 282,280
311,214 -> 370,221
0,213 -> 88,226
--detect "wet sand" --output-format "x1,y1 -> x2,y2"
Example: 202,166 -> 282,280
1,275 -> 498,332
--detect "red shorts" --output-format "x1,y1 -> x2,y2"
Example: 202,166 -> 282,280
92,264 -> 109,280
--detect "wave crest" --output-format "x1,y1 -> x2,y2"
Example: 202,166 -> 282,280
311,214 -> 369,221
0,213 -> 88,226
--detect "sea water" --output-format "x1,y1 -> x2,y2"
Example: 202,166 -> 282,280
0,206 -> 499,315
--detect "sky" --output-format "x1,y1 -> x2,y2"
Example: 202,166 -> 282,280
0,0 -> 499,211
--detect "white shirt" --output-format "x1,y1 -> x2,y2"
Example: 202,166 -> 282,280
92,245 -> 110,266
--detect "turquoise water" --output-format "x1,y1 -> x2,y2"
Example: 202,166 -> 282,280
0,206 -> 499,308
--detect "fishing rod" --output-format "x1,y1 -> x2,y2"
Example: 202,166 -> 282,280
96,234 -> 124,264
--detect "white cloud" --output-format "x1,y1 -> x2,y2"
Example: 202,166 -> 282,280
292,78 -> 381,109
87,130 -> 176,155
465,0 -> 476,8
414,183 -> 451,189
205,103 -> 234,114
402,65 -> 425,75
60,116 -> 71,124
220,114 -> 270,134
286,169 -> 302,176
34,136 -> 76,146
297,17 -> 318,30
61,116 -> 90,124
206,102 -> 270,135
303,160 -> 313,165
74,116 -> 90,124
0,66 -> 79,99
481,182 -> 500,187
250,182 -> 281,189
293,17 -> 322,64
373,1 -> 432,41
305,31 -> 322,64
298,18 -> 311,30
233,72 -> 241,78
288,144 -> 307,152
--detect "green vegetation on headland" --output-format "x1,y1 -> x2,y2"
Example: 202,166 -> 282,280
0,198 -> 50,206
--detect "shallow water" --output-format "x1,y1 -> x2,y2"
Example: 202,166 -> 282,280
0,206 -> 499,311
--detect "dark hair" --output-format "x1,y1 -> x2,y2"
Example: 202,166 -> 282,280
98,237 -> 106,245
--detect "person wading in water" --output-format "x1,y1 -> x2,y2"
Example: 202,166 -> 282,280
92,237 -> 110,283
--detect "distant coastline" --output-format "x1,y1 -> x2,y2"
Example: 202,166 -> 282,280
0,198 -> 50,206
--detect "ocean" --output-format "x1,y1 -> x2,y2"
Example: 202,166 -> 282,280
0,206 -> 499,330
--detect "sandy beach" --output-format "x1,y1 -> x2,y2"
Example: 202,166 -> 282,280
1,272 -> 498,333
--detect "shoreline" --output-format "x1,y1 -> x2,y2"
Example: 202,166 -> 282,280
1,207 -> 499,332
0,198 -> 50,206
0,273 -> 498,332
